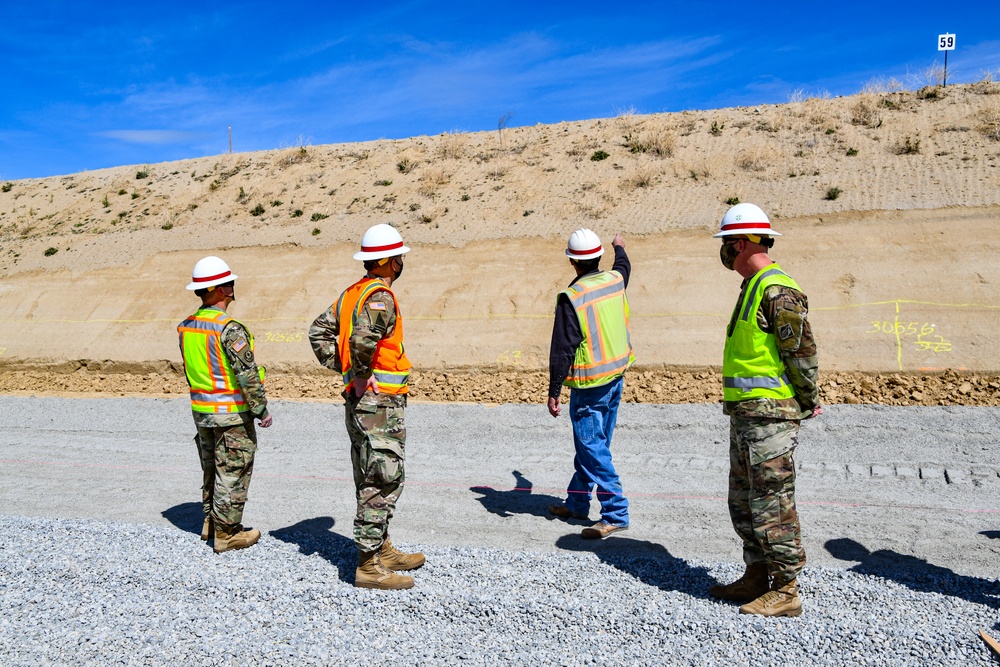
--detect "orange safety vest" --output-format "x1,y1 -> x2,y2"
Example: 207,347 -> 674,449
177,307 -> 252,413
336,277 -> 411,394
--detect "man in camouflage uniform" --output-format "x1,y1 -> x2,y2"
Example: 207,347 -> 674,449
708,204 -> 822,617
309,223 -> 424,590
178,256 -> 272,554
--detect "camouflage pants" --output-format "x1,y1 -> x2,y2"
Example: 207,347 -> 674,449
344,391 -> 406,553
194,414 -> 257,527
728,415 -> 806,586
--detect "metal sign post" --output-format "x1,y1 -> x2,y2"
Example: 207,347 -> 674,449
938,33 -> 956,87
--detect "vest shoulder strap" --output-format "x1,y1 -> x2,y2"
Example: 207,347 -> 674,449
353,280 -> 395,318
739,267 -> 795,322
562,271 -> 624,308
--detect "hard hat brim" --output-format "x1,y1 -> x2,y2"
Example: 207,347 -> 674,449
565,247 -> 605,260
186,274 -> 238,291
712,228 -> 781,238
353,245 -> 411,261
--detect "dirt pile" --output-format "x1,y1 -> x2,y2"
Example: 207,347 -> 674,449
2,363 -> 998,407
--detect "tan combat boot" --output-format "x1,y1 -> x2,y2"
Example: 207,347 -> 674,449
739,579 -> 802,617
380,537 -> 425,571
355,550 -> 414,590
213,524 -> 261,554
709,561 -> 770,602
201,516 -> 214,542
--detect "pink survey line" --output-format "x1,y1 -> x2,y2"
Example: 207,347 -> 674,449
3,458 -> 998,515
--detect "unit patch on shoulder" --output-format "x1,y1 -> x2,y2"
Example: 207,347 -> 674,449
232,339 -> 248,353
778,323 -> 795,341
368,302 -> 386,311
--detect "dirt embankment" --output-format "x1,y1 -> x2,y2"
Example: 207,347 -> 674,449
2,361 -> 998,407
1,85 -> 999,401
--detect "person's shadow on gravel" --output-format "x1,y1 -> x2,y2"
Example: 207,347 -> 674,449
556,534 -> 715,598
979,530 -> 1000,540
470,470 -> 572,520
161,502 -> 203,535
826,537 -> 1000,611
270,517 -> 356,584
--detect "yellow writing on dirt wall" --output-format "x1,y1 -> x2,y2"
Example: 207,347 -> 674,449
865,321 -> 953,353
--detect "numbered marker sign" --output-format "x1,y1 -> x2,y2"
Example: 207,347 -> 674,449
938,33 -> 956,51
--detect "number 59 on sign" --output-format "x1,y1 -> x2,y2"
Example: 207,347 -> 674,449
938,34 -> 955,50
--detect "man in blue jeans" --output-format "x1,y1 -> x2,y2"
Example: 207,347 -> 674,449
547,229 -> 635,539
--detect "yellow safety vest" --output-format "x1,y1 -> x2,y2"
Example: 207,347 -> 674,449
722,264 -> 799,402
177,307 -> 253,413
561,270 -> 635,389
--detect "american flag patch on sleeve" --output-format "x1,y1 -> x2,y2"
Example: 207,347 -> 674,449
232,339 -> 248,352
368,302 -> 386,311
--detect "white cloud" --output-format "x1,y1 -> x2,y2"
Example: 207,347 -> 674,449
35,32 -> 734,158
273,33 -> 730,129
949,40 -> 1000,80
96,130 -> 202,145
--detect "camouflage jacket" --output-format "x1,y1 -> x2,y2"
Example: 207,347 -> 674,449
724,281 -> 820,420
309,277 -> 399,382
193,314 -> 269,428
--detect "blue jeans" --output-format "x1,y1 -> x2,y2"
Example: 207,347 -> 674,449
563,376 -> 629,526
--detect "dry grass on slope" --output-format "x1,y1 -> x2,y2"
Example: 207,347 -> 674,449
2,83 -> 1000,278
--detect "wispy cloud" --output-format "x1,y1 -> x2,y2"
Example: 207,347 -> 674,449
265,33 -> 730,135
6,1 -> 1000,179
96,130 -> 204,145
949,40 -> 1000,79
277,37 -> 352,64
60,32 -> 730,157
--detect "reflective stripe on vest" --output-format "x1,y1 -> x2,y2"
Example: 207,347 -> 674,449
177,307 -> 250,413
561,270 -> 635,389
724,374 -> 791,390
722,264 -> 799,402
336,277 -> 412,395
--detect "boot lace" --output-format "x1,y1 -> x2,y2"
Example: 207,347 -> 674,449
756,590 -> 785,608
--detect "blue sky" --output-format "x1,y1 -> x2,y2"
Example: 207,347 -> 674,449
2,1 -> 998,179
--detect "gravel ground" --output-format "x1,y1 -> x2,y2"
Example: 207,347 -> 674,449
1,397 -> 999,665
1,514 -> 997,666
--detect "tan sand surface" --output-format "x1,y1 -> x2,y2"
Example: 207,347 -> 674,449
1,83 -> 999,402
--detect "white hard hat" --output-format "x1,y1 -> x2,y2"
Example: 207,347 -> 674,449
186,256 -> 237,291
353,223 -> 410,261
565,228 -> 604,261
713,203 -> 782,238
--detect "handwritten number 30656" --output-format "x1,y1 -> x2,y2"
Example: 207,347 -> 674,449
866,321 -> 935,336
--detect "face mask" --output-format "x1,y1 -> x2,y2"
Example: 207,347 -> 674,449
720,241 -> 740,271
